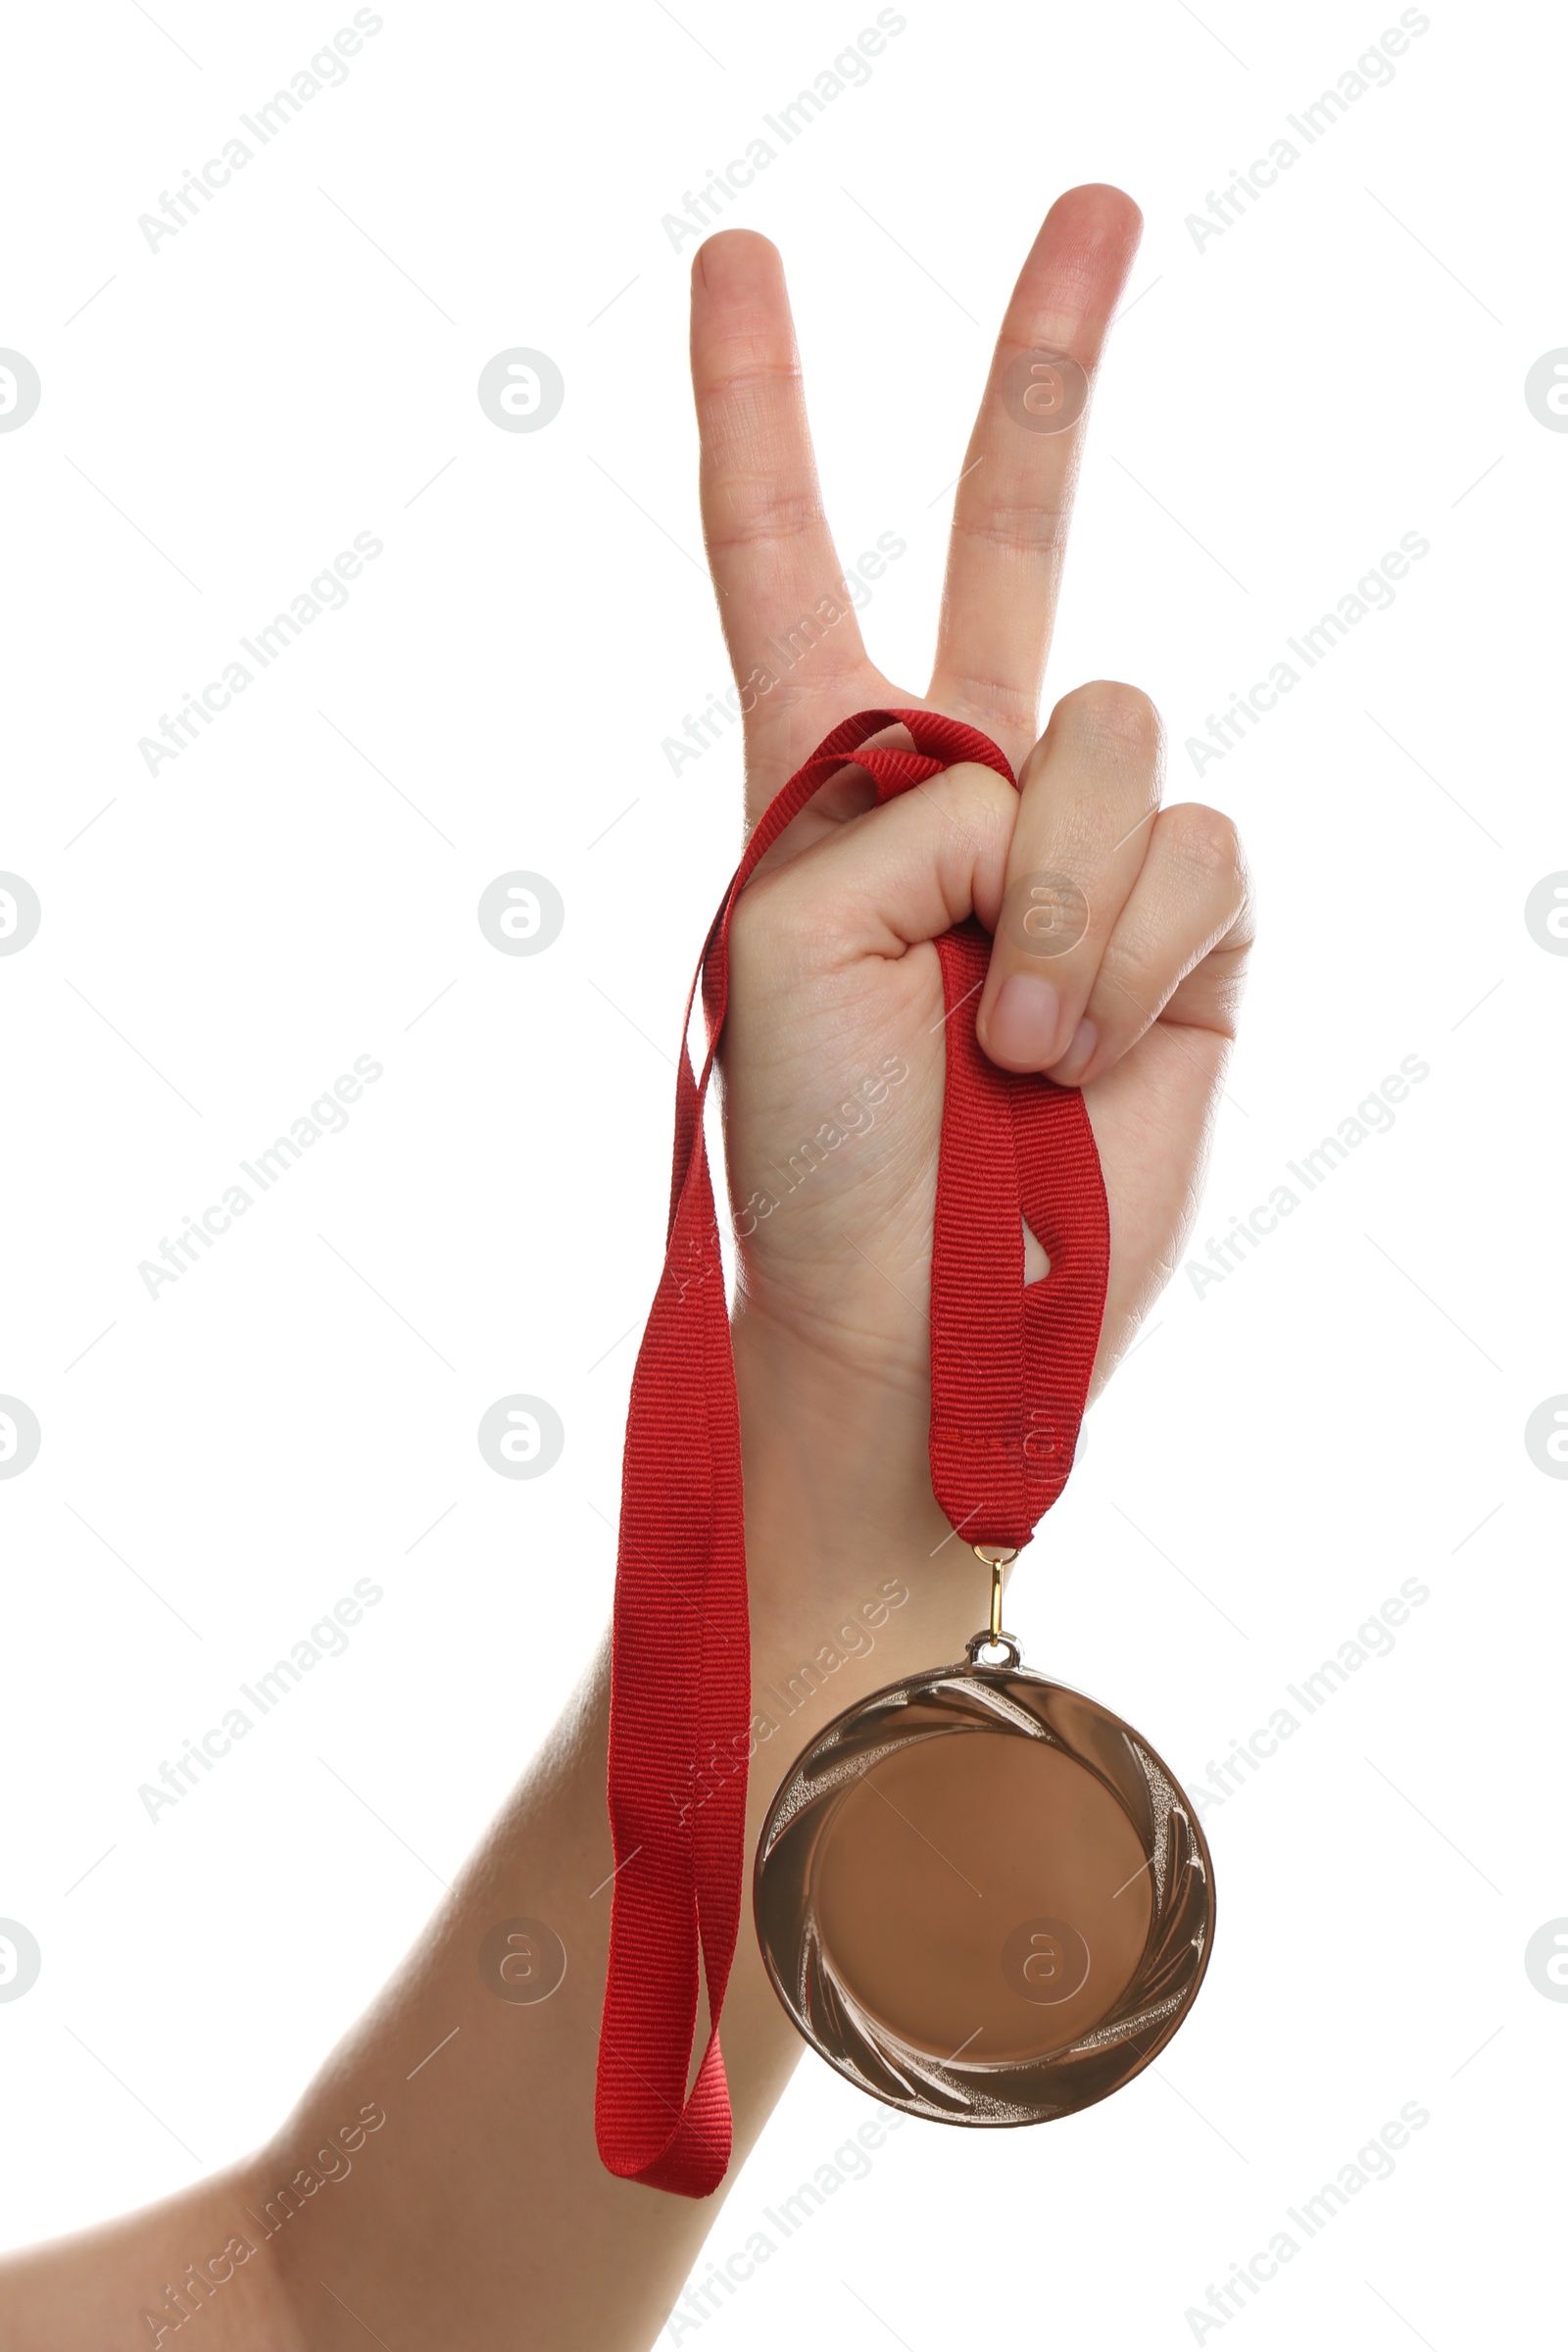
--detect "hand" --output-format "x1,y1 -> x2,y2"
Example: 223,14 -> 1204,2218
697,190 -> 1254,1431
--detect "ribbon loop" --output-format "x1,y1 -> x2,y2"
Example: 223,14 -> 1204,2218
595,710 -> 1109,2195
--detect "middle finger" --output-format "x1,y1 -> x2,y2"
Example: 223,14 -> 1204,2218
928,185 -> 1143,766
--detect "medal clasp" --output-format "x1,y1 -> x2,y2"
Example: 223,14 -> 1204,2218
970,1543 -> 1021,1668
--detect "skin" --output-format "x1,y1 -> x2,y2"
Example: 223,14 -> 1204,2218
0,186 -> 1252,2351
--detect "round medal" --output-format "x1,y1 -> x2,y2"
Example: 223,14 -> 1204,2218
755,1580 -> 1214,2124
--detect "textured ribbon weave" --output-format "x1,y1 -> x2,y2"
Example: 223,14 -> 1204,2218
595,710 -> 1110,2195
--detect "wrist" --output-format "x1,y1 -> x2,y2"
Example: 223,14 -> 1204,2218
733,1301 -> 990,1825
732,1298 -> 939,1564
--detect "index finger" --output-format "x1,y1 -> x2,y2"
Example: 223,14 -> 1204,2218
690,232 -> 877,808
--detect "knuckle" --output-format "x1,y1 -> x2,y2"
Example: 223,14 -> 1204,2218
1165,802 -> 1248,890
945,758 -> 1019,823
952,492 -> 1068,559
703,481 -> 827,554
942,675 -> 1040,747
941,761 -> 1023,890
1054,679 -> 1163,766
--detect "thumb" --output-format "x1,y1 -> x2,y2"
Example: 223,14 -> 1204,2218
736,761 -> 1020,973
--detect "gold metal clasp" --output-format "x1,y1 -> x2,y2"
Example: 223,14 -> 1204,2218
972,1544 -> 1019,1645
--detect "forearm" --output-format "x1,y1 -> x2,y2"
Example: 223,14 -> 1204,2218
257,1315 -> 973,2349
0,1319 -> 978,2352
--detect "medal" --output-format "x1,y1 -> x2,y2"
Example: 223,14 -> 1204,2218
753,1575 -> 1214,2125
597,710 -> 1214,2194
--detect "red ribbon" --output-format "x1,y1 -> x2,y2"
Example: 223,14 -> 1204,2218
595,710 -> 1109,2196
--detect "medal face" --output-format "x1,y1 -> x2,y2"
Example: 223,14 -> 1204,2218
754,1642 -> 1214,2125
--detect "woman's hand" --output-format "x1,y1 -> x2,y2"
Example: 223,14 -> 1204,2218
700,191 -> 1254,1430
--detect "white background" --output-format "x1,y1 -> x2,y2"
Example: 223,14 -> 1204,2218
2,0 -> 1565,2343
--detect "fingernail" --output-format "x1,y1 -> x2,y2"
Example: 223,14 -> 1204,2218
989,976 -> 1064,1066
1051,1017 -> 1099,1086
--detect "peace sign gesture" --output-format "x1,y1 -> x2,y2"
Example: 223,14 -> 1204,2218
698,186 -> 1132,797
701,188 -> 1254,1403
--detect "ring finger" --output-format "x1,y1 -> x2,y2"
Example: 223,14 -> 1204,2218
977,680 -> 1164,1075
1052,803 -> 1252,1087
